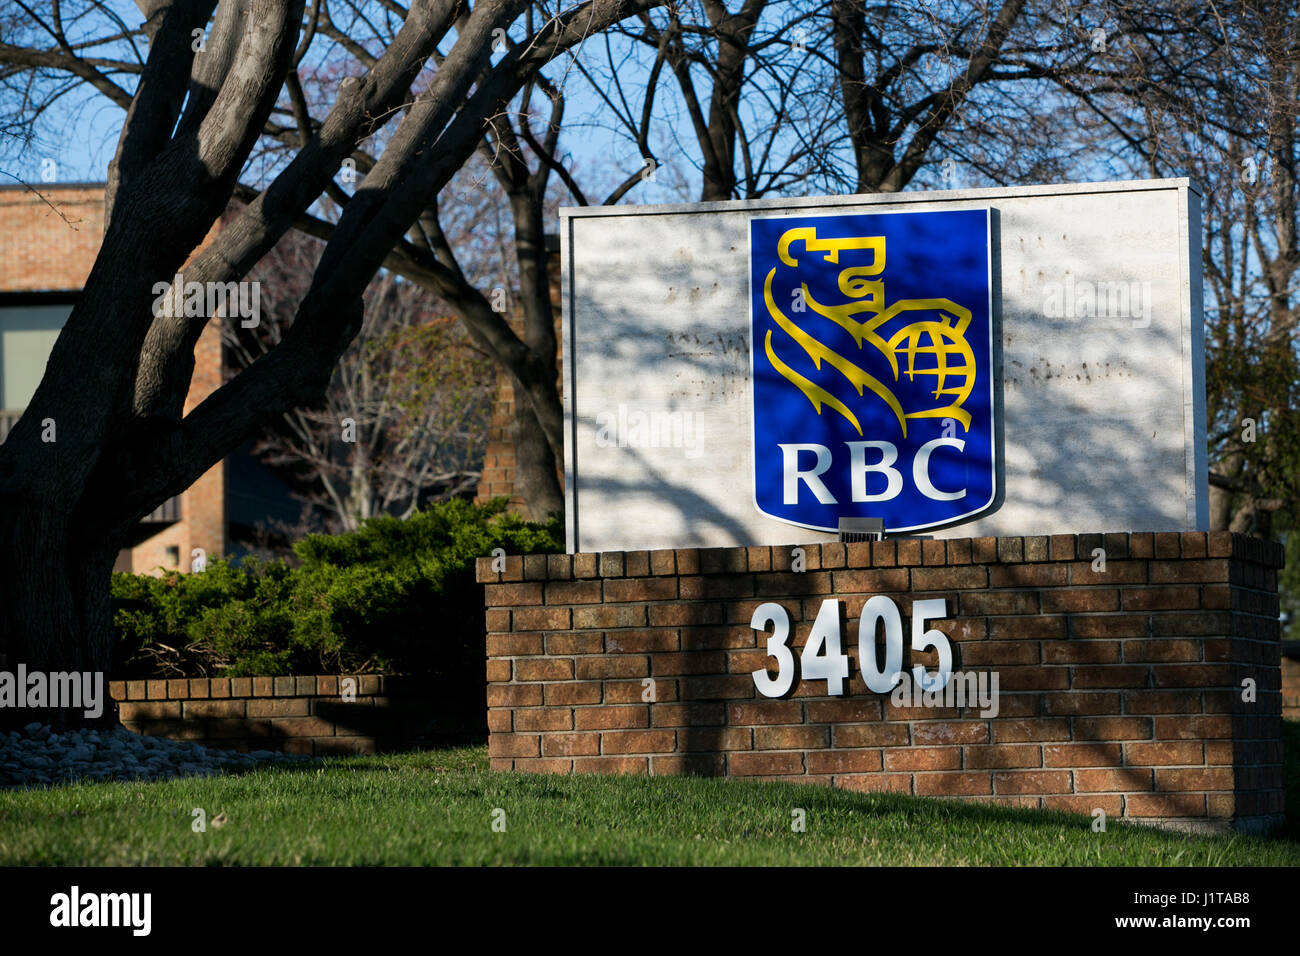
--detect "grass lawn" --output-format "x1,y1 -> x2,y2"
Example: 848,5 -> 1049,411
2,722 -> 1298,866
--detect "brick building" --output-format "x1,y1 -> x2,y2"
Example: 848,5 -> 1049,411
0,182 -> 296,573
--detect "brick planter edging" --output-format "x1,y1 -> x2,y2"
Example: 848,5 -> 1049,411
109,675 -> 475,756
477,531 -> 1284,832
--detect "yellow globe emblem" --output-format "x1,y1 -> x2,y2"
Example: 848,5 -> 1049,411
880,302 -> 977,433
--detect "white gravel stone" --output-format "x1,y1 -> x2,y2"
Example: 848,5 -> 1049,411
0,723 -> 313,789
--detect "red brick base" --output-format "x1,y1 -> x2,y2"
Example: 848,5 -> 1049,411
477,531 -> 1285,832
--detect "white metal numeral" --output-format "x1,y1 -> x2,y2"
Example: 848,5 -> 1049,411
857,594 -> 905,694
800,599 -> 850,696
751,602 -> 796,698
911,597 -> 953,692
752,596 -> 954,698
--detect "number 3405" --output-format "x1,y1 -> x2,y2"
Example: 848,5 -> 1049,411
751,597 -> 954,699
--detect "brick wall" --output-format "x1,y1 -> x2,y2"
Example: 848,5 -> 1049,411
477,531 -> 1285,832
474,368 -> 528,511
110,675 -> 478,756
0,184 -> 106,291
473,243 -> 563,512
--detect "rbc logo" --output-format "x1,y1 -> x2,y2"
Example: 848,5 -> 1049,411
750,209 -> 997,533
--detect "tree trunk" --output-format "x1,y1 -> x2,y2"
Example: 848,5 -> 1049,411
1207,482 -> 1234,532
0,0 -> 663,711
0,498 -> 118,731
509,392 -> 564,520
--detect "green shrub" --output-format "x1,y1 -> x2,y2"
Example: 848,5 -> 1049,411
111,498 -> 561,679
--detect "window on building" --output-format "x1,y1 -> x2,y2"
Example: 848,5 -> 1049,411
0,302 -> 74,412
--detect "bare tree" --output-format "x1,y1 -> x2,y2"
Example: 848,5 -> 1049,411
227,3 -> 667,518
229,219 -> 495,531
582,1 -> 1103,205
1050,0 -> 1300,536
0,0 -> 667,722
823,0 -> 1133,194
582,0 -> 836,201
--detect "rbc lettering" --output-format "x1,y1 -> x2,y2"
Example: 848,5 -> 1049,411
778,439 -> 967,505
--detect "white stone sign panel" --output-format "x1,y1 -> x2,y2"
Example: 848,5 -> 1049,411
561,179 -> 1206,553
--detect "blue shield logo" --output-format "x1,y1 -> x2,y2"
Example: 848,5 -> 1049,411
750,209 -> 996,534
